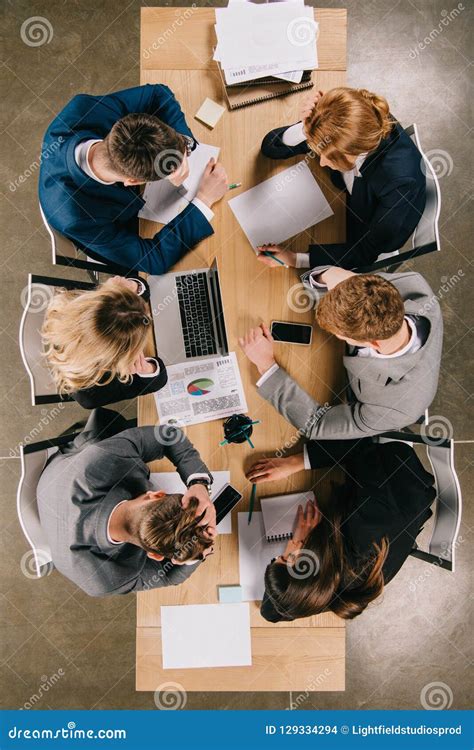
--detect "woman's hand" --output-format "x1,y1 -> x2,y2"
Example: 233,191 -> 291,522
107,276 -> 141,294
293,499 -> 321,544
131,353 -> 156,375
300,89 -> 324,122
256,244 -> 296,268
246,454 -> 305,484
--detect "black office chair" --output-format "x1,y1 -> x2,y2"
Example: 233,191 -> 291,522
19,273 -> 95,405
379,427 -> 462,571
356,123 -> 442,273
39,202 -> 127,281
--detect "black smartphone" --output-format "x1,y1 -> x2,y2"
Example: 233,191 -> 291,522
271,320 -> 313,345
213,483 -> 243,525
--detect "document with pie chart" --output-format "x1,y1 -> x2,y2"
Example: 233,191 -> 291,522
154,352 -> 248,427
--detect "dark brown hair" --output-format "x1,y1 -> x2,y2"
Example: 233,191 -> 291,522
136,494 -> 213,562
316,274 -> 405,341
305,87 -> 394,171
104,113 -> 188,181
264,486 -> 388,621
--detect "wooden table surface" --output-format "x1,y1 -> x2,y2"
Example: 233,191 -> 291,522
137,6 -> 347,693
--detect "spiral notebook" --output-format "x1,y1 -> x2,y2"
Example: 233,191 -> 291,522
261,490 -> 316,542
216,61 -> 314,110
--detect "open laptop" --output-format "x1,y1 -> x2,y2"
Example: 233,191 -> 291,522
148,259 -> 229,366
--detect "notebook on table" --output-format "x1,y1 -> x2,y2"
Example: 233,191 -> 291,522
216,62 -> 314,110
261,490 -> 316,541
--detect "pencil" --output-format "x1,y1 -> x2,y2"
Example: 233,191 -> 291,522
248,483 -> 257,524
263,251 -> 288,268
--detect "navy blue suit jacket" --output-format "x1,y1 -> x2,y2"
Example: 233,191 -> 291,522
261,120 -> 426,269
39,85 -> 213,274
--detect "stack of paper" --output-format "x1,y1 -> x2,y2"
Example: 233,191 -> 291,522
214,0 -> 318,86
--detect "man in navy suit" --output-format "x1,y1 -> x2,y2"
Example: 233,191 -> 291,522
39,85 -> 227,274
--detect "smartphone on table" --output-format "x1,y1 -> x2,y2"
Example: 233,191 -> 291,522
270,320 -> 313,346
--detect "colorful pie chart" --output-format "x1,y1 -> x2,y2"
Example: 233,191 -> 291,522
187,378 -> 214,396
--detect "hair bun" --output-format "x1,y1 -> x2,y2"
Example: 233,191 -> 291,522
358,88 -> 392,138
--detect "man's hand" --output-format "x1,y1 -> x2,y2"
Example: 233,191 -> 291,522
196,158 -> 228,208
130,353 -> 156,375
256,244 -> 296,268
238,323 -> 276,376
168,153 -> 190,186
319,266 -> 355,290
246,454 -> 305,484
300,89 -> 324,122
182,483 -> 217,539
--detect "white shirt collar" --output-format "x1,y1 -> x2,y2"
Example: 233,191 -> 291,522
74,139 -> 116,185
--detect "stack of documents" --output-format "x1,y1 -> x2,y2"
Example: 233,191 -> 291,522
214,0 -> 318,86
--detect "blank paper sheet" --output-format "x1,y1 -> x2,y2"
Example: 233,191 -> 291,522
161,603 -> 252,669
228,161 -> 333,250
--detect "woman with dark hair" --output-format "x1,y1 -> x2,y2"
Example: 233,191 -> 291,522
246,438 -> 435,623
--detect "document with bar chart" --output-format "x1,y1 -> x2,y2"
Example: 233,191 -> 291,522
154,352 -> 248,427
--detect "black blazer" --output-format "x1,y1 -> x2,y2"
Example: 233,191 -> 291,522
260,120 -> 426,269
260,439 -> 435,623
71,277 -> 168,409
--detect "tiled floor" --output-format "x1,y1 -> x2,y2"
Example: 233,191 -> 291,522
0,0 -> 472,710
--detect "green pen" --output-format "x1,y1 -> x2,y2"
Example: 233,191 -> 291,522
228,182 -> 242,189
248,483 -> 257,524
263,250 -> 288,268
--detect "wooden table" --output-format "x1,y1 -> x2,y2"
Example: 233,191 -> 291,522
137,6 -> 347,693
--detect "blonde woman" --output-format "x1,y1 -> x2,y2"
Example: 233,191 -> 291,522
42,276 -> 167,408
258,87 -> 426,270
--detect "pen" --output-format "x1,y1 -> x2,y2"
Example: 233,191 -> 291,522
248,483 -> 257,524
263,250 -> 288,268
228,182 -> 242,190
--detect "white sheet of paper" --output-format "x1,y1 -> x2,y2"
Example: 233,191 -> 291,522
238,512 -> 285,601
161,603 -> 252,669
154,353 -> 248,427
228,161 -> 333,250
139,143 -> 220,224
149,471 -> 232,534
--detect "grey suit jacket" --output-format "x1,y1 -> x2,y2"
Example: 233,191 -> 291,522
259,271 -> 443,439
37,422 -> 211,597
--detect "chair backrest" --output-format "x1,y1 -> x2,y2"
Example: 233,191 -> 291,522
17,431 -> 81,578
19,273 -> 95,405
355,123 -> 442,273
38,202 -> 122,276
378,430 -> 462,572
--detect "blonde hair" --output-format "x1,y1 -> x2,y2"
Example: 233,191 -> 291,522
306,87 -> 394,170
42,280 -> 152,394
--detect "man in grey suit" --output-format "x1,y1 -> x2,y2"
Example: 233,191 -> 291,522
239,267 -> 443,439
37,409 -> 216,597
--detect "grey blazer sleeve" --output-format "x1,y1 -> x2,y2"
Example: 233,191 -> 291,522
94,425 -> 211,483
258,367 -> 407,440
130,558 -> 202,592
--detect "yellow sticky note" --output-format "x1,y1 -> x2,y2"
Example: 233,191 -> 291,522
195,98 -> 226,129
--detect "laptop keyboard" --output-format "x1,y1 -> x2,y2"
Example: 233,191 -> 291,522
176,273 -> 218,358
